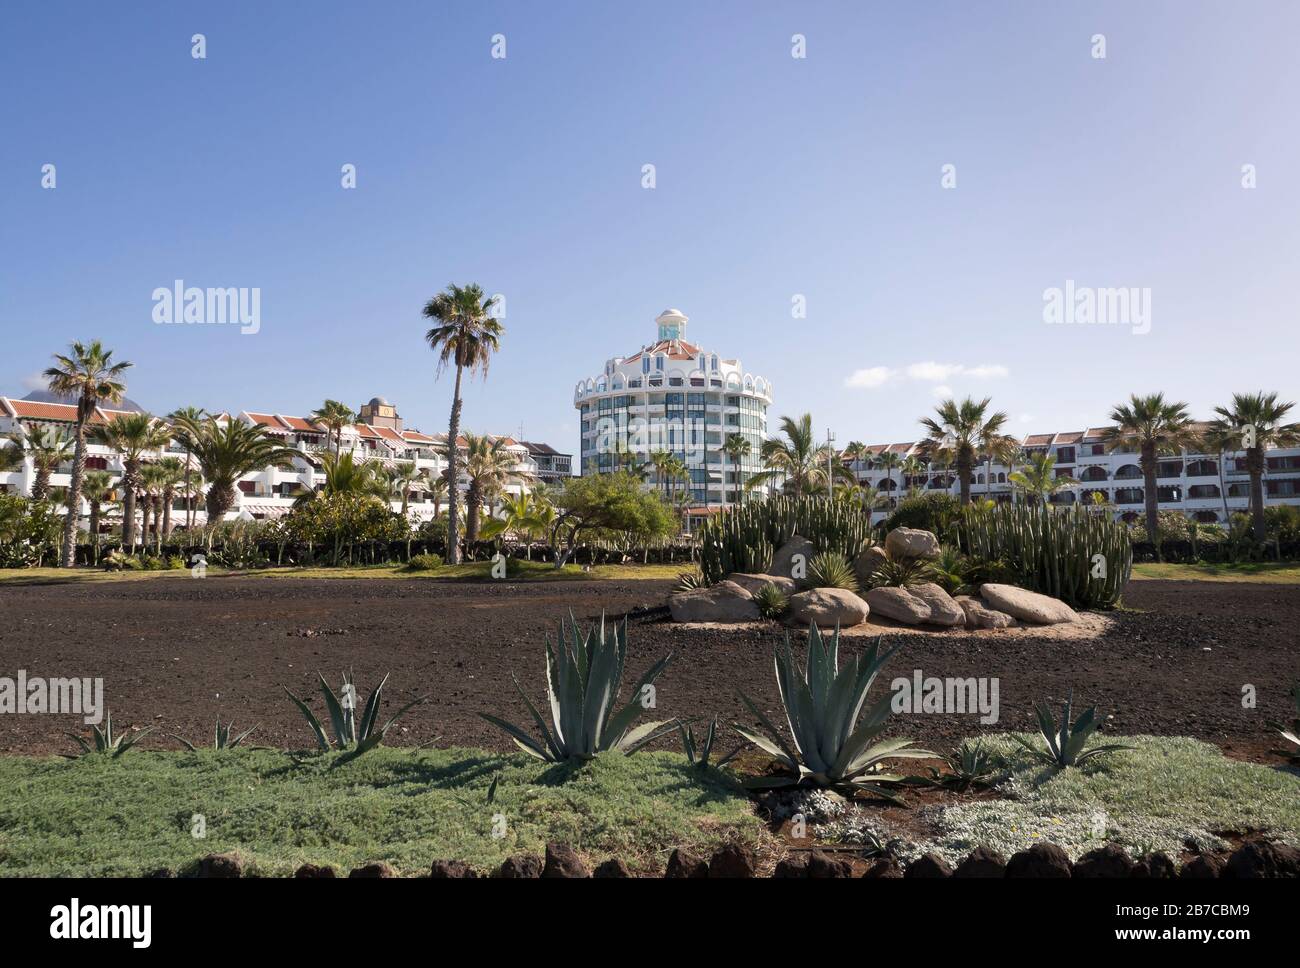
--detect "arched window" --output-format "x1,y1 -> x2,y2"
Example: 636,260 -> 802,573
1114,464 -> 1142,480
1080,466 -> 1108,482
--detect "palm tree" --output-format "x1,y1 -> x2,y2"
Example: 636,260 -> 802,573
463,434 -> 528,543
899,456 -> 923,498
722,433 -> 751,505
918,397 -> 1009,506
310,400 -> 355,457
168,406 -> 206,529
152,456 -> 188,539
1101,393 -> 1199,561
187,418 -> 298,523
874,451 -> 903,506
747,413 -> 845,498
1209,392 -> 1300,543
0,434 -> 24,473
139,461 -> 172,553
43,340 -> 132,566
425,470 -> 449,518
980,429 -> 1019,501
294,450 -> 384,507
20,428 -> 74,502
1008,452 -> 1079,505
93,414 -> 171,550
1198,421 -> 1239,526
81,470 -> 114,561
482,491 -> 550,558
423,284 -> 503,564
385,462 -> 424,517
642,449 -> 674,498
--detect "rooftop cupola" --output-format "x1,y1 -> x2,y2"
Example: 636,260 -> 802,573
655,308 -> 688,342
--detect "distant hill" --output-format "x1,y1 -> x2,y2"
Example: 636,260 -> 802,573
22,389 -> 148,413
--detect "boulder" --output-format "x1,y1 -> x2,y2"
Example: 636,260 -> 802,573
806,850 -> 854,878
725,572 -> 798,597
494,854 -> 543,878
772,854 -> 810,878
853,546 -> 890,587
979,584 -> 1079,625
864,586 -> 932,625
349,861 -> 398,878
1130,852 -> 1177,879
1178,854 -> 1223,879
593,858 -> 632,878
953,846 -> 1008,878
904,852 -> 954,878
1222,841 -> 1300,878
429,859 -> 478,879
1073,844 -> 1135,878
789,588 -> 870,627
708,843 -> 757,878
1006,843 -> 1072,878
860,857 -> 904,878
198,852 -> 244,878
294,863 -> 337,878
909,582 -> 965,627
669,580 -> 759,623
771,535 -> 816,582
884,527 -> 941,561
955,595 -> 1018,630
664,847 -> 709,879
541,842 -> 590,878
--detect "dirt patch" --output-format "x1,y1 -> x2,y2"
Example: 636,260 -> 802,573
0,575 -> 1295,762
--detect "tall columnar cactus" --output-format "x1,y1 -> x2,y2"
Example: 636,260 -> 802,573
698,496 -> 876,584
955,504 -> 1132,608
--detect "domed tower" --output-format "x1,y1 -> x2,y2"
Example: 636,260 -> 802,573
358,396 -> 402,432
574,308 -> 773,511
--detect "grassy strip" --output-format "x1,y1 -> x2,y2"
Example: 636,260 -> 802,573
0,747 -> 759,877
1131,561 -> 1300,583
922,735 -> 1300,863
0,561 -> 686,586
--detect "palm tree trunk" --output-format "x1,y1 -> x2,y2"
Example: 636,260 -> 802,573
121,465 -> 138,549
154,495 -> 164,552
1142,445 -> 1162,562
205,481 -> 235,523
466,484 -> 481,543
60,418 -> 88,567
163,489 -> 174,538
140,493 -> 151,551
1217,448 -> 1230,525
958,456 -> 972,505
1248,445 -> 1267,543
446,366 -> 464,564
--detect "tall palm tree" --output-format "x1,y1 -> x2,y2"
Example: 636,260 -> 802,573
187,418 -> 298,523
20,428 -> 74,502
385,462 -> 425,517
1198,421 -> 1239,526
642,449 -> 674,498
1209,392 -> 1300,543
168,406 -> 206,529
482,491 -> 550,558
423,283 -> 503,564
918,397 -> 1009,506
874,451 -> 903,504
139,461 -> 172,553
310,400 -> 355,457
425,470 -> 449,518
463,434 -> 528,543
980,429 -> 1019,501
43,340 -> 132,566
747,413 -> 845,498
81,470 -> 114,561
721,432 -> 751,505
152,456 -> 188,539
1101,393 -> 1199,561
1008,452 -> 1079,505
93,413 -> 171,550
293,450 -> 385,507
900,455 -> 923,498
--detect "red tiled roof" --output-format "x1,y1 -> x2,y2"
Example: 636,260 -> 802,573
1054,431 -> 1084,444
279,415 -> 324,433
244,412 -> 289,430
373,426 -> 407,445
401,430 -> 437,444
623,338 -> 704,364
887,442 -> 915,454
353,424 -> 383,439
5,399 -> 80,421
1023,434 -> 1054,446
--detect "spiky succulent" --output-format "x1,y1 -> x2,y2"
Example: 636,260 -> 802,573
867,555 -> 936,589
172,720 -> 258,751
283,671 -> 425,759
753,582 -> 790,619
733,628 -> 931,799
1266,682 -> 1299,762
1014,692 -> 1133,768
480,614 -> 673,762
64,711 -> 153,759
677,716 -> 741,769
929,739 -> 1001,790
805,551 -> 859,591
675,568 -> 708,591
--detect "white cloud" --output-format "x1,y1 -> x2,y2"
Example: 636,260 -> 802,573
20,372 -> 44,391
931,384 -> 953,398
1018,413 -> 1034,424
843,366 -> 896,389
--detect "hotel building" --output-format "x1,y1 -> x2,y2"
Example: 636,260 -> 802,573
846,425 -> 1300,524
574,309 -> 773,507
0,393 -> 563,531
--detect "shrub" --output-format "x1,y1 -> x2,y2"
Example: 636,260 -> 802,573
883,491 -> 962,538
867,556 -> 936,589
674,568 -> 708,591
64,711 -> 153,759
405,552 -> 444,571
1014,691 -> 1133,769
955,504 -> 1132,609
698,495 -> 875,584
752,582 -> 790,619
165,554 -> 186,570
283,671 -> 424,760
805,551 -> 858,591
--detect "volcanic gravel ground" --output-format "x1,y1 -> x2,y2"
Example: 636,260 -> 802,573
0,576 -> 1295,760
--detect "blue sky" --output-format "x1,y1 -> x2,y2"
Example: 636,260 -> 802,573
3,1 -> 1298,451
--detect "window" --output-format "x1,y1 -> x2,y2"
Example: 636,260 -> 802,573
642,356 -> 650,374
1056,447 -> 1075,464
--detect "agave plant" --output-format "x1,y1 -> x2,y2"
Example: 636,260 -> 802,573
677,716 -> 741,769
1266,682 -> 1299,763
733,628 -> 931,799
675,568 -> 708,591
1014,692 -> 1133,768
283,671 -> 425,758
172,720 -> 258,751
805,551 -> 858,591
64,711 -> 153,759
928,739 -> 1001,791
753,582 -> 790,619
480,615 -> 673,762
867,555 -> 936,589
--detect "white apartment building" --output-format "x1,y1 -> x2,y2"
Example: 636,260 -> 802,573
0,393 -> 542,531
574,309 -> 774,508
846,424 -> 1300,524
